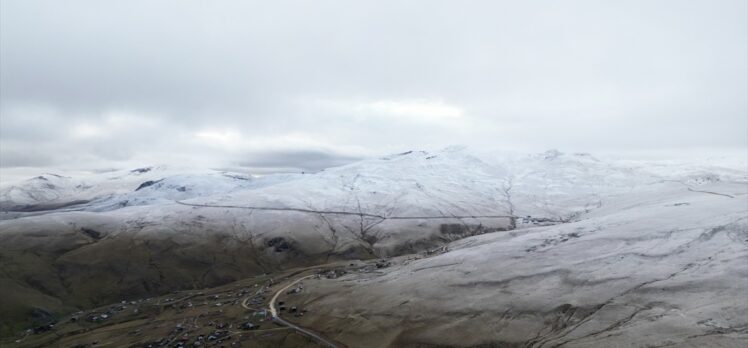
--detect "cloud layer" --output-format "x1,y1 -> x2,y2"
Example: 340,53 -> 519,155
1,0 -> 746,172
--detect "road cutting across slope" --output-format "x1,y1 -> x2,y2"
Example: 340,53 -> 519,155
175,200 -> 522,220
267,274 -> 343,348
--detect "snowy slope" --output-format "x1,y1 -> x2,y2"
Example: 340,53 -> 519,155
183,149 -> 640,219
2,148 -> 744,224
1,148 -> 744,260
0,147 -> 745,338
0,166 -> 301,212
291,178 -> 748,348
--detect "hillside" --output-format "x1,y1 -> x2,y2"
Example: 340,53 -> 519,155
0,148 -> 745,343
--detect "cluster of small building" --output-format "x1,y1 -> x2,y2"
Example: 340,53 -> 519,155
323,269 -> 347,279
138,317 -> 262,348
277,280 -> 310,318
277,301 -> 308,318
81,300 -> 136,323
52,298 -> 149,331
22,276 -> 321,347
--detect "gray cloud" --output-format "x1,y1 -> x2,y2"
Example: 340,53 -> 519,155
239,150 -> 362,173
1,0 -> 746,172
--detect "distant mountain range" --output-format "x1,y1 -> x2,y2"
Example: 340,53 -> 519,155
0,148 -> 746,343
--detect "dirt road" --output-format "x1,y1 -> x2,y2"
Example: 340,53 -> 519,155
267,274 -> 343,348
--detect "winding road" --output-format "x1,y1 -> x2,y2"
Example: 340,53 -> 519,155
175,200 -> 520,221
267,275 -> 343,348
240,273 -> 343,348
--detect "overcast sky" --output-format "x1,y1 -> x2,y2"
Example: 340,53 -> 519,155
1,0 -> 746,173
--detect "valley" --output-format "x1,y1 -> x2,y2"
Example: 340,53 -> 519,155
1,149 -> 746,347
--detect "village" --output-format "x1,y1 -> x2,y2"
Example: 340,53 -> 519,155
5,252 -> 447,348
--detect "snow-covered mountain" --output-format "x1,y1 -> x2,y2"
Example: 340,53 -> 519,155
0,148 -> 746,343
2,148 -> 743,222
0,166 -> 304,212
289,175 -> 748,348
1,148 -> 744,280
